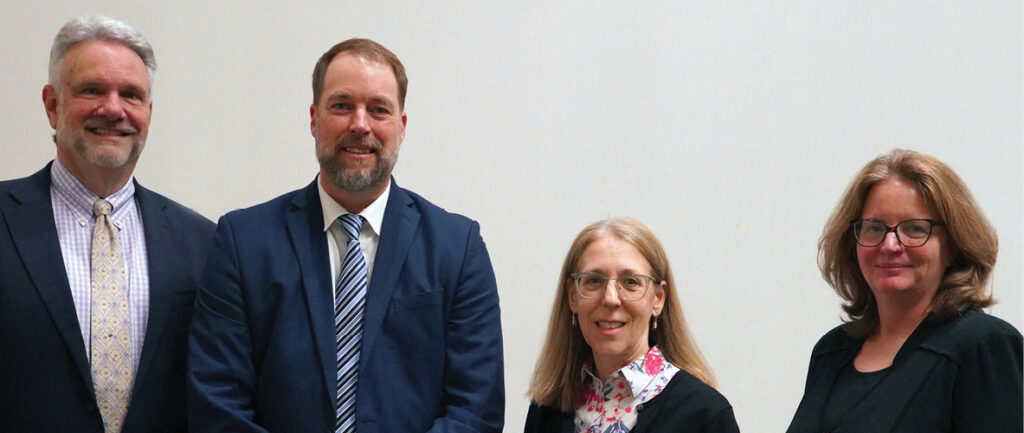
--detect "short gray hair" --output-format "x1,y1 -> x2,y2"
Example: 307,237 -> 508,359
48,15 -> 156,89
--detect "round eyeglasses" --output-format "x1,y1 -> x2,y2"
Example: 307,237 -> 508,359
850,219 -> 943,248
571,272 -> 657,301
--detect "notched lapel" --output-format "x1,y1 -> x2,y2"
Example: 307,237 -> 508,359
286,182 -> 336,408
359,184 -> 419,365
3,168 -> 93,393
847,321 -> 946,431
133,184 -> 179,391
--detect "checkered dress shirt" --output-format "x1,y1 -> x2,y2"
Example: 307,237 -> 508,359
49,160 -> 150,370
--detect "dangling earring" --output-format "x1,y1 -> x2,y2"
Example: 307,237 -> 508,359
571,313 -> 577,326
652,316 -> 658,330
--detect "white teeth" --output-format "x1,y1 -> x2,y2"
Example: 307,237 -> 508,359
343,147 -> 372,154
90,128 -> 129,136
597,322 -> 624,329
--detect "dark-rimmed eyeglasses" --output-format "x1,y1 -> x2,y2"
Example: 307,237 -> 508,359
850,219 -> 943,248
570,272 -> 657,301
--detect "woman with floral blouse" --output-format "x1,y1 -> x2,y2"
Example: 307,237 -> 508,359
526,217 -> 739,433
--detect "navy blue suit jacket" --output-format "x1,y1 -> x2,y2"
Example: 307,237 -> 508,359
188,179 -> 504,433
0,163 -> 215,432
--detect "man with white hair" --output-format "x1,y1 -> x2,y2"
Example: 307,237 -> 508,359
0,15 -> 213,432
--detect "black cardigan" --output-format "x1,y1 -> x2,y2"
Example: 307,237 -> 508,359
525,369 -> 739,433
786,310 -> 1023,433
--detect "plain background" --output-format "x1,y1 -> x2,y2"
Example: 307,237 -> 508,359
1,2 -> 1020,432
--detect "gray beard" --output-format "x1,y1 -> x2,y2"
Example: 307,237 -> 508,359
316,134 -> 398,193
68,135 -> 144,169
319,153 -> 393,193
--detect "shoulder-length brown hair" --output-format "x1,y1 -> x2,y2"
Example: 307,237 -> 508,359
819,149 -> 998,338
527,217 -> 717,411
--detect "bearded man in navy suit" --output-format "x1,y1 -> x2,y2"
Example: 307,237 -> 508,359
0,15 -> 214,432
188,38 -> 504,433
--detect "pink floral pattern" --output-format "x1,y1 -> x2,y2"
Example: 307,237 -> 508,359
574,346 -> 680,433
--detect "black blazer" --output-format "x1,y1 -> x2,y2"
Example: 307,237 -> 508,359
787,310 -> 1023,433
0,164 -> 215,432
525,369 -> 740,433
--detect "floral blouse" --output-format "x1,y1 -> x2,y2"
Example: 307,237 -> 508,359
575,346 -> 680,433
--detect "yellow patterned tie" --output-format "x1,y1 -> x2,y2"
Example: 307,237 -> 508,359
90,199 -> 132,433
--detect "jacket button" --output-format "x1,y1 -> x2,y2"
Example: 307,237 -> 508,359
637,404 -> 644,412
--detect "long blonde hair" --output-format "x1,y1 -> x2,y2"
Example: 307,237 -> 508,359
527,217 -> 717,411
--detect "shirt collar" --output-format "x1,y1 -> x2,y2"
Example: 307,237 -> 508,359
317,175 -> 390,237
582,346 -> 668,400
50,158 -> 136,222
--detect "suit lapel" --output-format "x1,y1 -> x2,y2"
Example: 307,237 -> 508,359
2,165 -> 92,391
292,179 -> 420,406
287,181 -> 337,406
841,319 -> 945,432
359,182 -> 419,365
132,183 -> 178,393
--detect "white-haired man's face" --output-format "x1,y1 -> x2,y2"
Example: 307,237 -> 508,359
44,40 -> 152,177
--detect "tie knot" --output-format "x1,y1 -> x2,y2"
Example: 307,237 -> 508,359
338,214 -> 364,241
93,199 -> 113,217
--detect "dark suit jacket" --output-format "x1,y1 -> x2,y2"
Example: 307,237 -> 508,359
786,310 -> 1023,433
524,370 -> 740,433
0,163 -> 215,432
188,179 -> 504,433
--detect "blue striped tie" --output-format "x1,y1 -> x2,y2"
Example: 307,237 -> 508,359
335,214 -> 367,433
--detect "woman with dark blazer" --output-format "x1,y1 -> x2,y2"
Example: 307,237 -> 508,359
525,218 -> 739,433
787,149 -> 1022,432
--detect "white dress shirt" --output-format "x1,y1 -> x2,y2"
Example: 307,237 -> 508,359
317,176 -> 390,294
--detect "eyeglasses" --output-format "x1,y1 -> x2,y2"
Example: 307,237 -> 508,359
850,219 -> 943,248
571,272 -> 657,301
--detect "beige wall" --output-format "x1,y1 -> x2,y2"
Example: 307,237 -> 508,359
1,2 -> 1020,431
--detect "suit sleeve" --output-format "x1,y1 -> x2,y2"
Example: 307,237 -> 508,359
187,217 -> 268,433
950,323 -> 1023,433
426,221 -> 504,433
784,356 -> 816,432
785,331 -> 839,433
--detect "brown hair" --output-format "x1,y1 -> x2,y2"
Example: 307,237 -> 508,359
527,217 -> 717,411
818,149 -> 998,338
311,38 -> 407,109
